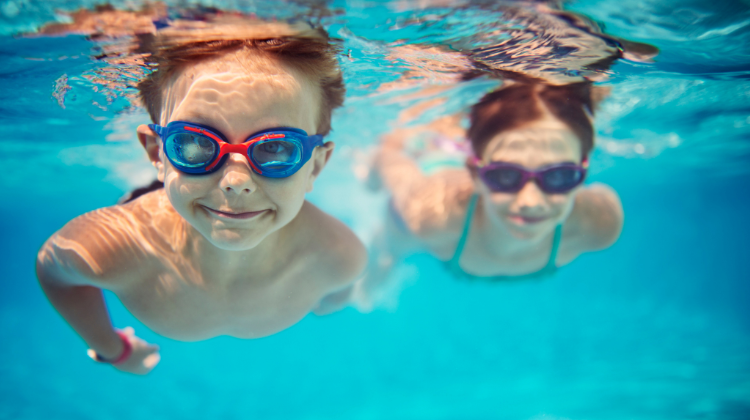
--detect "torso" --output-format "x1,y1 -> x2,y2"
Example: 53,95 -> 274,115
389,187 -> 590,279
379,114 -> 622,279
118,258 -> 324,340
69,190 -> 361,341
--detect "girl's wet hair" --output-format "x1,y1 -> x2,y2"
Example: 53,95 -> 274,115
468,81 -> 602,160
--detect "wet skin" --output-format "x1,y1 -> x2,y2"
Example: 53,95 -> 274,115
373,113 -> 623,279
475,115 -> 583,242
36,51 -> 366,374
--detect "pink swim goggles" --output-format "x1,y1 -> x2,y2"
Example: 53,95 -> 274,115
471,157 -> 588,194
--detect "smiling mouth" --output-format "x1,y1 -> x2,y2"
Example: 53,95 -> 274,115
508,215 -> 548,225
203,206 -> 268,220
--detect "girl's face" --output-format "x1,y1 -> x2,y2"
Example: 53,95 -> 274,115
474,114 -> 584,240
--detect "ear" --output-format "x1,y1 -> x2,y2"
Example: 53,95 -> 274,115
465,156 -> 482,190
137,124 -> 165,182
306,141 -> 335,193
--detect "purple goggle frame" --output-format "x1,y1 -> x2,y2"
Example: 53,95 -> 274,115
471,157 -> 588,194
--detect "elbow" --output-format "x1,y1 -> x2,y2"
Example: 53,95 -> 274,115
593,196 -> 624,250
344,238 -> 368,284
594,218 -> 623,251
579,183 -> 624,251
35,252 -> 70,291
35,247 -> 56,286
35,242 -> 98,289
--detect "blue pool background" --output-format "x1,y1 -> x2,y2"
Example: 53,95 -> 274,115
1,0 -> 750,418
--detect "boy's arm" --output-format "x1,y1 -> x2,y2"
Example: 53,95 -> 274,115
36,211 -> 160,374
36,263 -> 126,360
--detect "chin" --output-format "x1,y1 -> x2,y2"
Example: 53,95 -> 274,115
504,219 -> 555,240
206,231 -> 266,251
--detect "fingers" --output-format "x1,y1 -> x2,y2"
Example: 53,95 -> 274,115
141,342 -> 160,371
143,353 -> 161,369
120,327 -> 157,348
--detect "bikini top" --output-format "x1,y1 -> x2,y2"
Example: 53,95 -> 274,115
446,194 -> 563,282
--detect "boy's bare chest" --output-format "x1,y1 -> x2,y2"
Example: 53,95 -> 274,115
116,263 -> 323,341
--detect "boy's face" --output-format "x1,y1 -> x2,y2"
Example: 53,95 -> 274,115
138,52 -> 332,251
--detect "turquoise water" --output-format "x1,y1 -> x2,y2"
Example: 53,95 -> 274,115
1,1 -> 750,418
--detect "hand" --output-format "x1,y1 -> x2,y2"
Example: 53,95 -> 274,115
111,327 -> 160,375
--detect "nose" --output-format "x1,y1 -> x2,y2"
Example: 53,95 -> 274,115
512,180 -> 548,212
218,154 -> 256,194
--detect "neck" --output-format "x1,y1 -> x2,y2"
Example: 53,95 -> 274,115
180,218 -> 284,284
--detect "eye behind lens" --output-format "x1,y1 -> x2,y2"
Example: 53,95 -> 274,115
541,168 -> 583,192
251,140 -> 301,166
484,168 -> 524,191
166,133 -> 216,168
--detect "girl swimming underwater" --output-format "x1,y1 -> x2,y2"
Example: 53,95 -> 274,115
355,80 -> 623,309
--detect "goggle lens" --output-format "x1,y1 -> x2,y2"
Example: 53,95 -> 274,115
166,133 -> 216,168
484,168 -> 524,191
153,121 -> 323,178
541,167 -> 583,192
251,140 -> 301,170
480,164 -> 585,194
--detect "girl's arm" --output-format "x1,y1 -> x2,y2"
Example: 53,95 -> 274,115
568,183 -> 624,251
375,127 -> 473,237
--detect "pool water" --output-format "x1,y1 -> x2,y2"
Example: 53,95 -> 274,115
1,1 -> 749,419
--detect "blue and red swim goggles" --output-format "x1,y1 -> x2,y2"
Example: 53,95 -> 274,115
149,121 -> 325,178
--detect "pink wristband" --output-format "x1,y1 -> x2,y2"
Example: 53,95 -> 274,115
89,331 -> 132,365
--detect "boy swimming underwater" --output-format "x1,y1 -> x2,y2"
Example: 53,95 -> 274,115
36,14 -> 366,374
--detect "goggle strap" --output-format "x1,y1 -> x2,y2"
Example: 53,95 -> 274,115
148,124 -> 164,138
184,125 -> 224,144
310,135 -> 325,148
204,138 -> 266,173
240,139 -> 262,174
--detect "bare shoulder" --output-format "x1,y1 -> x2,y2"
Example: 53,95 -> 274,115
566,183 -> 624,251
36,190 -> 172,288
293,201 -> 367,289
